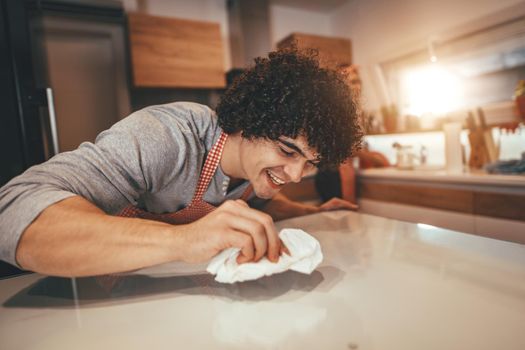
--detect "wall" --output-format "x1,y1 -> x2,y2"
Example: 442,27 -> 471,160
269,3 -> 333,47
330,0 -> 525,111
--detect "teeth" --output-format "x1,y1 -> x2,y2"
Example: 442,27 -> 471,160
266,170 -> 285,185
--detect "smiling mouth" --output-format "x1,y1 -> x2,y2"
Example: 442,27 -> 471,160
266,169 -> 285,186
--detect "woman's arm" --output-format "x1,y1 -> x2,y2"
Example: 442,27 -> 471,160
257,192 -> 358,222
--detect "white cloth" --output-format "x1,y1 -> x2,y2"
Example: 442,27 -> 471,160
207,228 -> 323,283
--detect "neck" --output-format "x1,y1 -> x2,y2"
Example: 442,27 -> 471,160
220,132 -> 245,181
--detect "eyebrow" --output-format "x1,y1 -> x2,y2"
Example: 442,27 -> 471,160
278,139 -> 320,164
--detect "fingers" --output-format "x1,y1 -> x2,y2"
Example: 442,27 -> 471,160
221,229 -> 255,264
229,206 -> 289,260
221,213 -> 268,262
239,208 -> 280,262
279,239 -> 291,257
219,200 -> 280,262
334,200 -> 358,210
319,198 -> 359,211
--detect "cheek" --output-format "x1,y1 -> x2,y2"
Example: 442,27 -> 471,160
241,148 -> 271,175
263,155 -> 287,171
253,152 -> 284,170
241,139 -> 289,174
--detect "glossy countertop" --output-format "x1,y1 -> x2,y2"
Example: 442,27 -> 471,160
1,211 -> 525,350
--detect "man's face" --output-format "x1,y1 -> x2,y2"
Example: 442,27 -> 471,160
238,135 -> 320,199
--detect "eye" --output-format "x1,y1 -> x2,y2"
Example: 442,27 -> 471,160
279,147 -> 295,157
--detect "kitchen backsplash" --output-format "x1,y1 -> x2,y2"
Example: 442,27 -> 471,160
364,126 -> 525,167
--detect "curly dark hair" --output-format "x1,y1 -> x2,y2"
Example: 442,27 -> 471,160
216,47 -> 362,169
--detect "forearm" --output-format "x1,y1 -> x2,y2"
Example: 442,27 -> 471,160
258,193 -> 319,221
16,196 -> 184,277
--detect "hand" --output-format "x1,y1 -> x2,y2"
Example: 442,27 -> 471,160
318,197 -> 359,211
174,200 -> 281,264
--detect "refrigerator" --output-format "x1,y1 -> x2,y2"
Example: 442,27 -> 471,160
0,0 -> 131,276
1,0 -> 131,186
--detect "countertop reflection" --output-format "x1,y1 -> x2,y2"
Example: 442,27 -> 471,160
1,211 -> 524,350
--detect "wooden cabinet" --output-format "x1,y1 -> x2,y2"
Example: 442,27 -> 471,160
357,177 -> 525,244
128,13 -> 225,88
277,32 -> 352,69
358,181 -> 525,222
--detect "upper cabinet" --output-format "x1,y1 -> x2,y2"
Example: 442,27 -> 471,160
127,13 -> 226,88
277,33 -> 352,69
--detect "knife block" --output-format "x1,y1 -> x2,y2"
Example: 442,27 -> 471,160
468,129 -> 488,169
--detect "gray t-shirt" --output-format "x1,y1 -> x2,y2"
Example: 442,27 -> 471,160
0,102 -> 252,267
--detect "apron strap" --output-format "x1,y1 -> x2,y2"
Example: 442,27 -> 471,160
240,185 -> 253,202
190,132 -> 228,204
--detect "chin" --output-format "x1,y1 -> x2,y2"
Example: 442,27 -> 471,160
253,185 -> 279,199
254,179 -> 281,199
250,169 -> 284,199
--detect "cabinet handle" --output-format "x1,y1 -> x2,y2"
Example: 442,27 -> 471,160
46,87 -> 60,155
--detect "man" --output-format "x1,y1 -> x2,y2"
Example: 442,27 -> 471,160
0,48 -> 362,277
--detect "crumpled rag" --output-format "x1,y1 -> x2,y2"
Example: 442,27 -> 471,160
207,228 -> 323,283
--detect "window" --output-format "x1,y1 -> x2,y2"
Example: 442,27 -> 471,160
380,13 -> 525,120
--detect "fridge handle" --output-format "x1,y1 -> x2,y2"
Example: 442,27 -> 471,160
45,87 -> 60,155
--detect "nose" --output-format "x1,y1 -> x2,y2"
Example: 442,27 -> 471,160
285,160 -> 305,183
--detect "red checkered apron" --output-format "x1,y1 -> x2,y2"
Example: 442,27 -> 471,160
118,131 -> 252,224
97,131 -> 252,291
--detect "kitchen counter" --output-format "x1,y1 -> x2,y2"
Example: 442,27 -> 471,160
358,167 -> 525,193
357,167 -> 525,242
1,211 -> 525,350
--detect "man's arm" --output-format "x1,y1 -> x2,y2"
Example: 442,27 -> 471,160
17,196 -> 281,277
258,192 -> 358,222
16,196 -> 178,277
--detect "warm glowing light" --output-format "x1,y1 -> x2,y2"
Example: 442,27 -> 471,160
417,223 -> 438,230
402,64 -> 463,116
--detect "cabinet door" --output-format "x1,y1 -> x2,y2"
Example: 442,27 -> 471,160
128,13 -> 226,88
